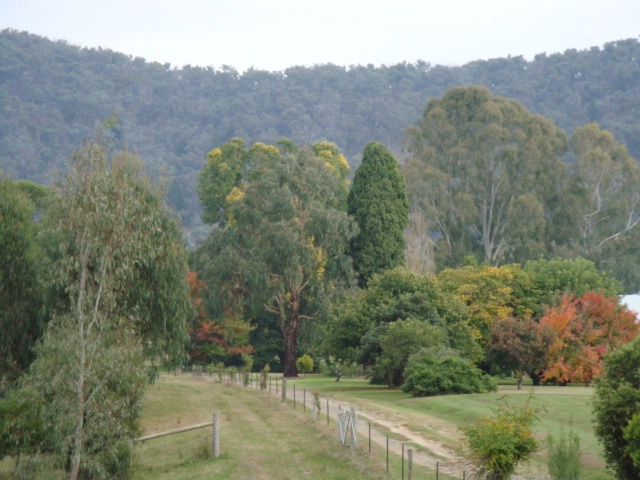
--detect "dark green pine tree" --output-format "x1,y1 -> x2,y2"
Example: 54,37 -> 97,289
347,142 -> 409,286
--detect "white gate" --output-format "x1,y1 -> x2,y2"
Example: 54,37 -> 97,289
337,406 -> 357,446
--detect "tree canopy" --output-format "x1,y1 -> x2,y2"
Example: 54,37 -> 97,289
4,29 -> 640,270
322,268 -> 481,386
565,122 -> 640,255
193,139 -> 356,377
540,292 -> 639,386
405,86 -> 568,266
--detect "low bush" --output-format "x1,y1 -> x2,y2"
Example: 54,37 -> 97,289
547,421 -> 582,480
402,348 -> 496,396
463,400 -> 539,479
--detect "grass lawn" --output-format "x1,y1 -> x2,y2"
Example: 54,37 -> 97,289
132,374 -> 449,479
287,375 -> 615,480
0,374 -> 613,479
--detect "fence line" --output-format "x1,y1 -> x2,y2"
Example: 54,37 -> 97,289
176,368 -> 551,479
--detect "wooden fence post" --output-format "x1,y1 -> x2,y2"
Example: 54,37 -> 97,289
327,398 -> 330,425
212,413 -> 220,458
312,392 -> 320,420
281,378 -> 287,402
386,435 -> 389,471
407,448 -> 413,480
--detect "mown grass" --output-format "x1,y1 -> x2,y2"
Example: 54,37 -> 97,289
288,375 -> 615,480
132,374 -> 453,479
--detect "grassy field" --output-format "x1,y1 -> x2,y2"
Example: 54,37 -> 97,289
287,376 -> 614,480
131,374 -> 452,480
0,374 -> 614,479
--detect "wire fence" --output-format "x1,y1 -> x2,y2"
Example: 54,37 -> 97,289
177,367 -> 552,480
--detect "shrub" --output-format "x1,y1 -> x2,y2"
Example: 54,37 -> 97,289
296,354 -> 314,376
547,422 -> 582,480
462,400 -> 539,480
593,336 -> 640,479
402,348 -> 496,397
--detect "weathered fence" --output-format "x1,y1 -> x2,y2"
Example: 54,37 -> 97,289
136,412 -> 220,459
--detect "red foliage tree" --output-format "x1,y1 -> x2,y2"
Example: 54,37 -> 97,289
187,271 -> 253,364
488,317 -> 555,390
540,292 -> 639,385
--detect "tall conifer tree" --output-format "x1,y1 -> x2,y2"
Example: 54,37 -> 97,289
347,142 -> 409,285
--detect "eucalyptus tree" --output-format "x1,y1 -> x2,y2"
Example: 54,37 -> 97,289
194,140 -> 356,377
13,142 -> 192,479
565,122 -> 640,256
404,86 -> 568,267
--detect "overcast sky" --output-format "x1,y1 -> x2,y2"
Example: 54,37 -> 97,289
1,0 -> 639,72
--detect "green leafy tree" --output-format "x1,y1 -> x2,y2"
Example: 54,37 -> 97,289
463,400 -> 539,480
623,412 -> 640,471
0,176 -> 44,385
194,142 -> 356,377
524,257 -> 622,311
322,268 -> 481,381
347,141 -> 409,285
10,142 -> 192,479
593,336 -> 640,479
375,318 -> 445,387
405,85 -> 568,267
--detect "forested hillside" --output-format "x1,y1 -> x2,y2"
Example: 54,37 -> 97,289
2,29 -> 640,233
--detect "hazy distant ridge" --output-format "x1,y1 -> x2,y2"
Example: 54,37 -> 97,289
1,29 -> 639,227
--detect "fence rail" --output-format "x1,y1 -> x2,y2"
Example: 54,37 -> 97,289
136,421 -> 213,442
136,411 -> 221,459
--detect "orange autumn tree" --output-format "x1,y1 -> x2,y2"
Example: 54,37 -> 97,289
540,292 -> 639,385
187,271 -> 253,364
